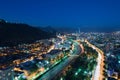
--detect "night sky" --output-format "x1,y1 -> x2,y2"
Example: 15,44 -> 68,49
0,0 -> 120,31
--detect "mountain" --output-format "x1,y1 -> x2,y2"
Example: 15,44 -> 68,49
39,26 -> 57,34
54,27 -> 77,33
53,26 -> 120,33
0,20 -> 56,46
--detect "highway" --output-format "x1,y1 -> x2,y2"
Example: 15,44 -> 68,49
37,41 -> 81,80
37,39 -> 104,80
85,40 -> 104,80
38,56 -> 78,80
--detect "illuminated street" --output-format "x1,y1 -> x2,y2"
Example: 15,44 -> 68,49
0,0 -> 120,79
38,56 -> 78,80
85,40 -> 105,80
37,41 -> 81,80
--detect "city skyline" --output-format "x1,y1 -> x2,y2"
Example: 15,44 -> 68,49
0,0 -> 120,80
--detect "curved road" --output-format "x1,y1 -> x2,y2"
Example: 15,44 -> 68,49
37,41 -> 81,80
85,40 -> 104,80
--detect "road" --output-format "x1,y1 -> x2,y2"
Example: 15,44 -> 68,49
37,41 -> 81,80
85,40 -> 104,80
38,56 -> 78,80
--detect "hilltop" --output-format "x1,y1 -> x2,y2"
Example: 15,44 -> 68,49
0,19 -> 56,46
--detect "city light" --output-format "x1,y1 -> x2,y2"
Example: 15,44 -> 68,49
0,31 -> 119,80
60,77 -> 63,80
75,72 -> 78,76
118,61 -> 120,64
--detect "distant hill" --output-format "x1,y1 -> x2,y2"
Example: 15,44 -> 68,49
0,20 -> 56,46
53,26 -> 120,33
39,26 -> 57,34
54,27 -> 77,33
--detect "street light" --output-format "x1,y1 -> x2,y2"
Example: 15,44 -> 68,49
60,77 -> 63,80
75,72 -> 78,76
78,69 -> 81,72
118,60 -> 120,64
84,71 -> 87,74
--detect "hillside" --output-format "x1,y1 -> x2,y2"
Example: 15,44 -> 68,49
0,21 -> 56,46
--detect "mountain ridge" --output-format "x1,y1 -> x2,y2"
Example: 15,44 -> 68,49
0,20 -> 56,47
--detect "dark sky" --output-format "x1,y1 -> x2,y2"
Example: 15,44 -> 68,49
0,0 -> 120,29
